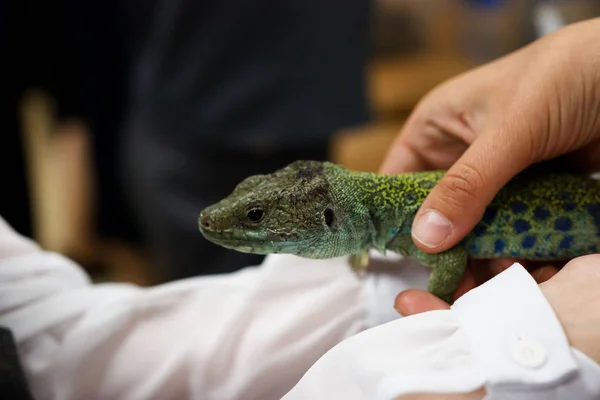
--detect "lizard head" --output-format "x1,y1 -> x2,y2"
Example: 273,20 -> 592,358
198,160 -> 370,258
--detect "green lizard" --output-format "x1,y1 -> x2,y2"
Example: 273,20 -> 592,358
198,160 -> 600,302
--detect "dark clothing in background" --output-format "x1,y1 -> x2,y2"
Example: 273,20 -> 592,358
0,328 -> 34,400
122,0 -> 371,151
121,0 -> 373,281
2,0 -> 140,245
1,0 -> 42,240
53,0 -> 140,244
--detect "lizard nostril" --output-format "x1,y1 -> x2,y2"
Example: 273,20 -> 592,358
200,215 -> 211,229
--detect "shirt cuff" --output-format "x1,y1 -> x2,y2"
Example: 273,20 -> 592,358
452,263 -> 600,398
452,263 -> 577,385
376,263 -> 600,398
285,263 -> 600,400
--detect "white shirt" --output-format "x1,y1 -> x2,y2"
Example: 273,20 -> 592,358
0,216 -> 598,400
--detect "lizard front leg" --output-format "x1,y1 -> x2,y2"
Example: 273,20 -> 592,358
388,235 -> 468,303
413,247 -> 468,304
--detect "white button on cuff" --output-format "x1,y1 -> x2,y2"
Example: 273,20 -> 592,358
512,339 -> 547,369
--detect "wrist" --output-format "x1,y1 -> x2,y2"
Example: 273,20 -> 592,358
548,17 -> 600,96
539,256 -> 600,365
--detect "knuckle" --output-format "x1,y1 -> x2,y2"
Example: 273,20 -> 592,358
437,163 -> 486,209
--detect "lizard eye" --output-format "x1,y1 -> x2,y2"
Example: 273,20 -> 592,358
246,208 -> 264,223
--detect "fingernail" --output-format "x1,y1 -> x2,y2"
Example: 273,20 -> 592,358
412,210 -> 452,248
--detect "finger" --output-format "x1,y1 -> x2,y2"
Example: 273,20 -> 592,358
379,142 -> 429,175
397,387 -> 486,400
477,258 -> 520,282
530,266 -> 559,283
394,289 -> 450,316
379,108 -> 470,175
410,125 -> 532,254
522,260 -> 565,271
452,268 -> 477,301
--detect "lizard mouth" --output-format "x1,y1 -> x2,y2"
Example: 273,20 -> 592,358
200,228 -> 333,258
199,225 -> 291,255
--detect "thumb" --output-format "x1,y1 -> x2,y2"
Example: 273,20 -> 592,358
411,127 -> 532,253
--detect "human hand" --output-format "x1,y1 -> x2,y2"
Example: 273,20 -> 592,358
395,255 -> 600,365
380,18 -> 600,300
393,255 -> 600,400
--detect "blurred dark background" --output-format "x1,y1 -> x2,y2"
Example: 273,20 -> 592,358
2,0 -> 599,285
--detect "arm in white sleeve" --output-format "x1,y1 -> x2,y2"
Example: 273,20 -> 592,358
283,264 -> 600,400
0,216 -> 430,400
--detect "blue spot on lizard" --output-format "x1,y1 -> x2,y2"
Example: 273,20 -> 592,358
559,236 -> 574,249
511,201 -> 527,213
513,219 -> 531,234
534,207 -> 550,221
469,243 -> 479,255
554,218 -> 573,232
588,204 -> 600,227
494,239 -> 506,253
522,235 -> 536,249
588,204 -> 600,214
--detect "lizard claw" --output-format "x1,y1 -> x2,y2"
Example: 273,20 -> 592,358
349,251 -> 370,277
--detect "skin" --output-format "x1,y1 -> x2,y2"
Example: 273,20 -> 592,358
379,17 -> 600,399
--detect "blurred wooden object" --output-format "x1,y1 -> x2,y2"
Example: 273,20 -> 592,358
368,54 -> 473,118
335,52 -> 473,173
19,89 -> 152,285
19,90 -> 95,258
332,121 -> 403,172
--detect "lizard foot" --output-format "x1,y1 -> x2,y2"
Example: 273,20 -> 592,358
349,251 -> 370,277
425,247 -> 468,304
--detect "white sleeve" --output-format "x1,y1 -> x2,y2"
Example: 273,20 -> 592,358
0,216 -> 430,400
283,264 -> 600,400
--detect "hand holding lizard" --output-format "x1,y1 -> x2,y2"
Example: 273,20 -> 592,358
381,17 -> 600,300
